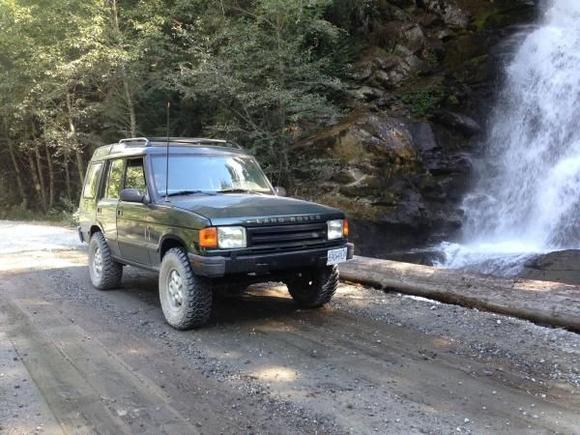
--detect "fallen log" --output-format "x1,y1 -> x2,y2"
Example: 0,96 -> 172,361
340,256 -> 580,331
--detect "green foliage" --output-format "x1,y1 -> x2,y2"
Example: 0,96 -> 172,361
400,87 -> 446,118
172,0 -> 346,184
0,0 -> 347,211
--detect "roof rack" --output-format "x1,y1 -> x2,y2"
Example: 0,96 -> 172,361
148,137 -> 226,144
147,137 -> 241,149
113,137 -> 242,151
119,137 -> 150,146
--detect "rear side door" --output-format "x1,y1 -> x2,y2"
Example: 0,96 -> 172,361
96,158 -> 125,257
116,157 -> 152,265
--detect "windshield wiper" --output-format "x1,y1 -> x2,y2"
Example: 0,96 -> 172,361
166,190 -> 209,197
216,188 -> 268,195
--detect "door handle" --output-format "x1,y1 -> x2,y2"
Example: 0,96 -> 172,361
97,207 -> 102,214
117,208 -> 123,216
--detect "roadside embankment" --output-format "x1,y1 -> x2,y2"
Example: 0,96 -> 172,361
340,256 -> 580,331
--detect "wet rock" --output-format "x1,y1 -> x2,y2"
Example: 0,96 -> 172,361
356,46 -> 425,90
402,24 -> 427,53
348,86 -> 384,102
521,250 -> 580,286
422,0 -> 470,29
434,110 -> 482,136
410,122 -> 438,152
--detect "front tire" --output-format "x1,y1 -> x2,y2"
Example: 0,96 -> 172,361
286,265 -> 339,308
159,248 -> 212,330
88,231 -> 123,290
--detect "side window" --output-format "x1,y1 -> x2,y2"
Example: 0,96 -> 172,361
125,159 -> 147,193
105,159 -> 124,199
82,162 -> 103,199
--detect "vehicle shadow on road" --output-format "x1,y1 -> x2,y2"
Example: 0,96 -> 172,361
120,267 -> 307,327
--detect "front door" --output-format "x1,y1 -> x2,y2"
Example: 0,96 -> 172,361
116,158 -> 152,265
96,158 -> 124,257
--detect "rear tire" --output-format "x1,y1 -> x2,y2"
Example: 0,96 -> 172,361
285,265 -> 339,308
159,248 -> 212,330
88,231 -> 123,290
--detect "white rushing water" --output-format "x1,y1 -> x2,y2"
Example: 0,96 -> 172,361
440,0 -> 580,273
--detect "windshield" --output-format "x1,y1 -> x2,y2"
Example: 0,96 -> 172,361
151,154 -> 273,195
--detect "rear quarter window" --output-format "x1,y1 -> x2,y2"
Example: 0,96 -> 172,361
82,162 -> 103,199
105,159 -> 125,199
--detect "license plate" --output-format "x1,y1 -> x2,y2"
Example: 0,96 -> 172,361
327,247 -> 348,266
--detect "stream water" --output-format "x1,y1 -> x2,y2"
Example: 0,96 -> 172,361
439,0 -> 580,274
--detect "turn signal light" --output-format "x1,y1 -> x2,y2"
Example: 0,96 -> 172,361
342,219 -> 349,237
199,227 -> 218,249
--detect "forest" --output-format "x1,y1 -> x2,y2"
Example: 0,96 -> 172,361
0,0 -> 357,217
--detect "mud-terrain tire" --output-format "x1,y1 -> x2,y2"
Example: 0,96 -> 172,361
159,248 -> 213,330
286,265 -> 339,308
88,231 -> 123,290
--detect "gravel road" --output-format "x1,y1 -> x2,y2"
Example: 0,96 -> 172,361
0,222 -> 579,434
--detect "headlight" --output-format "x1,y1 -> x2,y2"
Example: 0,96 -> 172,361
217,226 -> 247,249
327,219 -> 344,240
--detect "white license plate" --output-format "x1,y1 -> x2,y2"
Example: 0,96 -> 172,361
327,247 -> 348,266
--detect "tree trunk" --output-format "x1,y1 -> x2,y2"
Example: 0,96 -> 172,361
123,77 -> 137,137
45,143 -> 55,209
65,92 -> 84,185
27,151 -> 46,212
110,0 -> 137,137
75,150 -> 85,187
340,256 -> 580,332
64,151 -> 72,200
34,146 -> 48,212
7,142 -> 27,208
275,22 -> 289,186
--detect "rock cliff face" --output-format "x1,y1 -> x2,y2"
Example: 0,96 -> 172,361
292,0 -> 536,257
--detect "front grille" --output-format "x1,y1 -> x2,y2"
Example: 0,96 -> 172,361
246,222 -> 327,252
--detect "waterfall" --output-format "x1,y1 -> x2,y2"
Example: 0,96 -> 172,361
440,0 -> 580,273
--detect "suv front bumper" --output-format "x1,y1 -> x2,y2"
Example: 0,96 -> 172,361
188,243 -> 354,278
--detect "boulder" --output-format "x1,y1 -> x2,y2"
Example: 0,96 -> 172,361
355,46 -> 425,90
402,23 -> 427,53
422,0 -> 470,29
410,121 -> 438,152
522,250 -> 580,286
434,110 -> 482,136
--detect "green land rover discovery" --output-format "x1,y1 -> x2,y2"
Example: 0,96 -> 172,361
78,137 -> 354,329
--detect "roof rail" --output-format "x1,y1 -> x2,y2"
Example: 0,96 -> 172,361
147,137 -> 241,149
119,137 -> 150,146
115,137 -> 242,150
148,137 -> 225,144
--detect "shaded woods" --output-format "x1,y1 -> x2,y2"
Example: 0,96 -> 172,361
0,0 -> 357,216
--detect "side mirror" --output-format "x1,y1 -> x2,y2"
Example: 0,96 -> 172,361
120,188 -> 145,203
274,186 -> 287,197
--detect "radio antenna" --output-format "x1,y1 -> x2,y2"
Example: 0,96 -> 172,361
164,101 -> 170,202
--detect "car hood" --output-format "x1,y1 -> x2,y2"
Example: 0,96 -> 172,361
170,194 -> 342,226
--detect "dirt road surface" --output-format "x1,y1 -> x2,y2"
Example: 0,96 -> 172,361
1,221 -> 579,434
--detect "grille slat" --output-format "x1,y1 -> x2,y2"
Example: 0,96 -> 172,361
247,222 -> 327,250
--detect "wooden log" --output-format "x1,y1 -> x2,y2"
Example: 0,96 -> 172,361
340,256 -> 580,331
